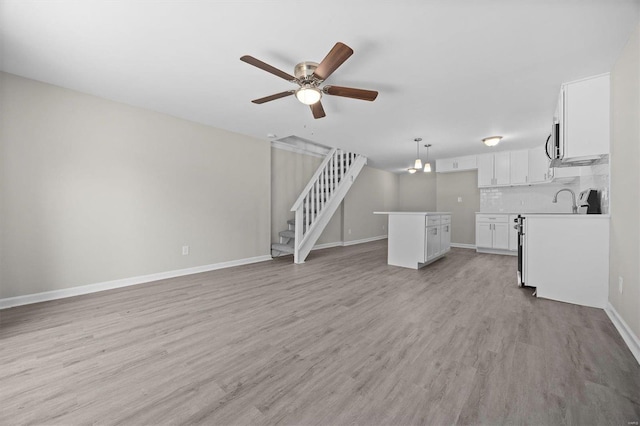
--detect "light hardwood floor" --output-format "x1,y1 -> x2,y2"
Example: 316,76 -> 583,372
1,241 -> 639,425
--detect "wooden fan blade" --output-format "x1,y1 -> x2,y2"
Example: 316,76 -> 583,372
252,91 -> 294,104
310,101 -> 326,119
312,42 -> 353,81
325,85 -> 378,101
240,55 -> 296,81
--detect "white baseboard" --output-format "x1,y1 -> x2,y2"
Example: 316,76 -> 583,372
312,241 -> 344,251
451,243 -> 476,249
343,235 -> 387,246
0,255 -> 272,310
605,302 -> 640,365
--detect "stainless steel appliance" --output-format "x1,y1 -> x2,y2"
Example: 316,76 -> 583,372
578,189 -> 601,214
545,122 -> 561,161
515,215 -> 526,287
545,121 -> 607,167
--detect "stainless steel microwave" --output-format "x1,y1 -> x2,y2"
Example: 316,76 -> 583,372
545,122 -> 561,161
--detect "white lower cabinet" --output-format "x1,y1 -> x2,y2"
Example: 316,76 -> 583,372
441,217 -> 451,254
493,223 -> 509,250
425,225 -> 441,262
424,214 -> 450,262
379,212 -> 452,269
476,222 -> 493,248
476,214 -> 514,255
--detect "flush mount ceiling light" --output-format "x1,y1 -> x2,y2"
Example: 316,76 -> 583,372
482,136 -> 503,147
423,144 -> 432,172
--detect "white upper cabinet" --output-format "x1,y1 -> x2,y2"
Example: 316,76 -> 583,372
436,158 -> 456,173
509,150 -> 529,185
477,154 -> 494,186
436,155 -> 477,173
478,152 -> 510,187
494,152 -> 510,185
455,155 -> 478,171
560,73 -> 610,159
528,147 -> 552,183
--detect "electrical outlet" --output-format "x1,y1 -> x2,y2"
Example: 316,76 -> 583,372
618,276 -> 623,294
382,225 -> 386,231
457,197 -> 462,203
182,245 -> 189,255
521,200 -> 525,206
348,228 -> 352,235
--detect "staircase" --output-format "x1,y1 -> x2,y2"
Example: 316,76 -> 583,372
272,148 -> 367,263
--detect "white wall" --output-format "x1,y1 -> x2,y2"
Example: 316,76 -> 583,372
343,166 -> 399,243
0,72 -> 271,299
436,171 -> 480,245
398,172 -> 437,211
270,148 -> 341,246
609,20 -> 640,341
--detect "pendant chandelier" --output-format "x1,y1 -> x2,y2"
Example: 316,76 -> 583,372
407,138 -> 422,173
408,138 -> 432,173
423,144 -> 432,172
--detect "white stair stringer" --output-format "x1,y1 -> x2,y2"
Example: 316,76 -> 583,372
290,149 -> 367,264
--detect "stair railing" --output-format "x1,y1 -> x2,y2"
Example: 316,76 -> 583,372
291,148 -> 362,262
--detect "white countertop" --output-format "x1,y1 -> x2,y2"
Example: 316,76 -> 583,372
374,211 -> 451,215
477,212 -> 609,218
522,213 -> 610,219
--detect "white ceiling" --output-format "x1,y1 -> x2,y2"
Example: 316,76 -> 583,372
1,0 -> 639,172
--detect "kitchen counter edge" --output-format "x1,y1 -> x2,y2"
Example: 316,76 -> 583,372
374,211 -> 452,215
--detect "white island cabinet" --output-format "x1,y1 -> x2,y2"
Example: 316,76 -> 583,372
374,212 -> 452,269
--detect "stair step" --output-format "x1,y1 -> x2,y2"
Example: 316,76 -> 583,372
271,243 -> 294,254
279,230 -> 295,239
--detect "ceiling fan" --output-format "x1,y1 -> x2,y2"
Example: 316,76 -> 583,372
240,42 -> 378,119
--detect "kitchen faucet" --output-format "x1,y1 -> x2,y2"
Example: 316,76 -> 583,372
552,188 -> 578,213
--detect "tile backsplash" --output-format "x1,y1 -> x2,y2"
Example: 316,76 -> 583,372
579,163 -> 609,214
480,164 -> 609,214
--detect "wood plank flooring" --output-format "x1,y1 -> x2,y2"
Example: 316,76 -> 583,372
1,241 -> 639,425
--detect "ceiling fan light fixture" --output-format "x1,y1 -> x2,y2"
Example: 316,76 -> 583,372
295,86 -> 322,105
482,136 -> 503,147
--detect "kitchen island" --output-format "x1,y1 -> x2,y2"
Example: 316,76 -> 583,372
374,212 -> 451,269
